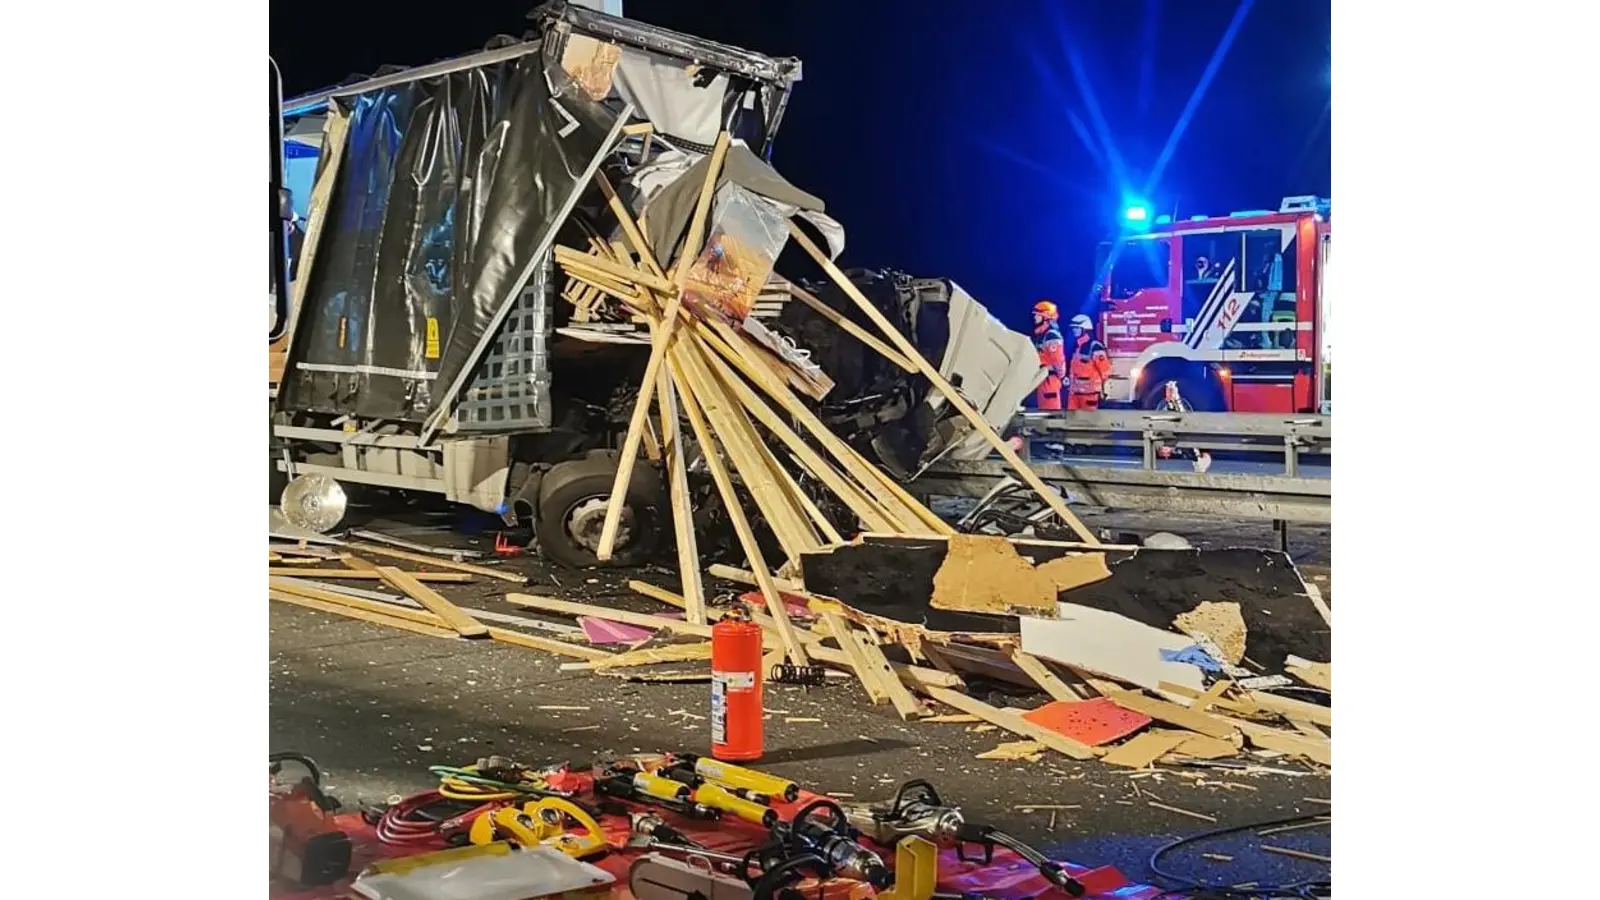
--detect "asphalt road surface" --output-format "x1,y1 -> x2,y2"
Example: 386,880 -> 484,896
270,508 -> 1331,893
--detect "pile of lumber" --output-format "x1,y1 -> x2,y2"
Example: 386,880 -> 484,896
549,130 -> 1108,665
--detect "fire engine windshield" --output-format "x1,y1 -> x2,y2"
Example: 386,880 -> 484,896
1100,239 -> 1171,298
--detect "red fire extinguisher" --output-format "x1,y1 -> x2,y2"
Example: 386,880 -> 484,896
711,605 -> 764,762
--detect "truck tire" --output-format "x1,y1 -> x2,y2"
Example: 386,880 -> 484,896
535,455 -> 665,569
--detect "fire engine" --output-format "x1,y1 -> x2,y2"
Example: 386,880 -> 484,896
1093,195 -> 1331,415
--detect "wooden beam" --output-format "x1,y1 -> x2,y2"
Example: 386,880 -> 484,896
375,567 -> 489,638
666,343 -> 809,664
697,332 -> 901,533
785,282 -> 917,372
1008,650 -> 1090,702
656,366 -> 707,624
596,132 -> 731,561
270,589 -> 459,639
707,563 -> 806,593
594,169 -> 666,279
628,579 -> 688,610
552,245 -> 676,295
485,627 -> 615,661
698,321 -> 937,533
789,223 -> 1099,545
345,542 -> 526,583
853,632 -> 929,720
266,568 -> 473,582
506,593 -> 713,639
1104,689 -> 1237,740
820,612 -> 888,703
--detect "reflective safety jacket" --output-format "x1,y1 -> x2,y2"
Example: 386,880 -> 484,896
1068,333 -> 1112,396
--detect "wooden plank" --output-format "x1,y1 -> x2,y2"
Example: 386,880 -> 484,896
1191,680 -> 1234,713
589,642 -> 713,670
484,627 -> 614,661
345,542 -> 526,583
853,633 -> 928,720
789,223 -> 1100,545
1221,717 -> 1332,766
1104,690 -> 1238,740
1008,650 -> 1089,702
656,367 -> 707,624
340,555 -> 381,572
596,297 -> 688,561
919,686 -> 1098,760
784,282 -> 917,372
270,579 -> 446,626
677,336 -> 818,561
666,344 -> 809,665
1243,690 -> 1333,728
267,568 -> 473,583
596,128 -> 732,564
552,245 -> 676,295
707,563 -> 806,593
697,322 -> 931,533
628,580 -> 688,610
1285,657 -> 1331,690
375,567 -> 489,638
594,169 -> 666,279
820,612 -> 888,704
269,589 -> 458,640
1169,733 -> 1239,760
806,645 -> 962,690
1100,729 -> 1194,769
507,593 -> 713,639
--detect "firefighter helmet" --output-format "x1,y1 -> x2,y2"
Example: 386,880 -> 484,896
1033,300 -> 1059,320
1068,314 -> 1094,330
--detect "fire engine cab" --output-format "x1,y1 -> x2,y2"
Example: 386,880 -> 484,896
1094,195 -> 1331,415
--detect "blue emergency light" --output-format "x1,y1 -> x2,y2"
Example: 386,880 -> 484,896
1123,204 -> 1149,223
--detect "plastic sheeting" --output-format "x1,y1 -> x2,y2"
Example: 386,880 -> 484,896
279,51 -> 622,423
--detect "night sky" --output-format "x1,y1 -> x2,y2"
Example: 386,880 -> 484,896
270,0 -> 1329,327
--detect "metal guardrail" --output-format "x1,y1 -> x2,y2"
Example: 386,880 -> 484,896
1011,410 -> 1331,477
912,458 -> 1331,524
905,412 -> 1332,525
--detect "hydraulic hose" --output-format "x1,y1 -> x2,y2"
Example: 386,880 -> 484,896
374,790 -> 498,847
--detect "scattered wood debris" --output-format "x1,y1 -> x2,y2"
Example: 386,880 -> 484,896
1260,846 -> 1331,864
1146,800 -> 1217,823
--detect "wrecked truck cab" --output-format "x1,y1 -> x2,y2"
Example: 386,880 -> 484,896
778,270 -> 1044,480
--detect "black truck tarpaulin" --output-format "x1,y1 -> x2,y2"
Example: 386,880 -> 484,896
279,51 -> 623,423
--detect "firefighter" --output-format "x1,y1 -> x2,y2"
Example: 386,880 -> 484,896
1032,300 -> 1068,410
1066,314 -> 1113,411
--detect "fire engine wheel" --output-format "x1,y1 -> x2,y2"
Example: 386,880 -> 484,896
1139,376 -> 1223,412
536,455 -> 665,569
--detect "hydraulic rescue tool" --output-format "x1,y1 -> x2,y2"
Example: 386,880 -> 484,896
672,753 -> 801,803
841,780 -> 1085,898
749,798 -> 892,898
661,764 -> 781,827
466,796 -> 608,857
596,759 -> 721,820
268,752 -> 353,888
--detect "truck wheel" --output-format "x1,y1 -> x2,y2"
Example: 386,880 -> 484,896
536,455 -> 665,568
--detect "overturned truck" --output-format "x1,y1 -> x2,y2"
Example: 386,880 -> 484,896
270,1 -> 1042,566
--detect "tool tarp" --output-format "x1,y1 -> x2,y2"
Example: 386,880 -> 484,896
279,50 -> 622,423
